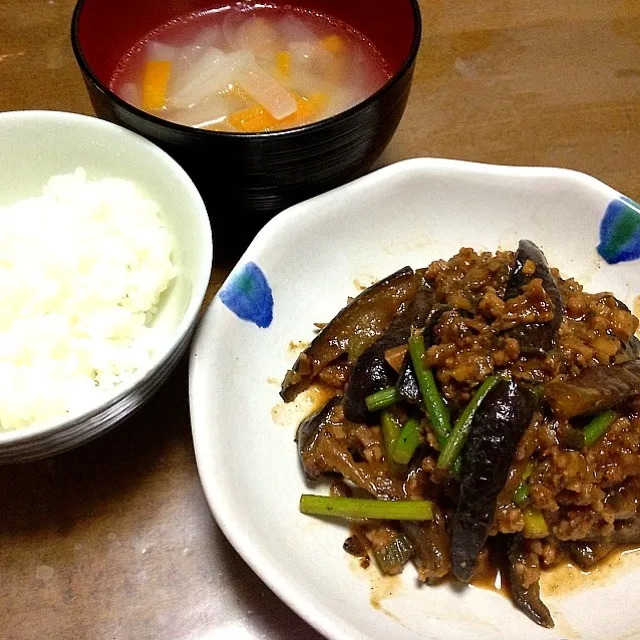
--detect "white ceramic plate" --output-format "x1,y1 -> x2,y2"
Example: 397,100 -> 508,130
189,158 -> 640,640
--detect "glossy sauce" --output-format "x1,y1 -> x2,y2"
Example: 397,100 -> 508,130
543,544 -> 640,597
470,544 -> 640,599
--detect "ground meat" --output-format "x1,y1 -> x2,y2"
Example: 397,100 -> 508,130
529,537 -> 565,567
292,246 -> 640,604
317,361 -> 351,388
420,251 -> 638,403
350,425 -> 384,464
424,248 -> 513,310
515,552 -> 541,590
494,505 -> 525,534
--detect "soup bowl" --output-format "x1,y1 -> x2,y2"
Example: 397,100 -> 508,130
71,0 -> 421,232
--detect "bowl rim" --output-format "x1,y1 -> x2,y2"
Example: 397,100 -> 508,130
70,0 -> 422,138
0,109 -> 213,446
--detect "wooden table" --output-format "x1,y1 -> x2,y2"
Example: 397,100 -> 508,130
1,1 -> 639,638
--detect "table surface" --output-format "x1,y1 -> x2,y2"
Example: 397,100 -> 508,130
1,1 -> 639,638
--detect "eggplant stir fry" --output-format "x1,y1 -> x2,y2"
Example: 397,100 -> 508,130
281,241 -> 640,629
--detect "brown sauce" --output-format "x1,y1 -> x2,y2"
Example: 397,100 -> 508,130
543,544 -> 640,597
470,544 -> 640,600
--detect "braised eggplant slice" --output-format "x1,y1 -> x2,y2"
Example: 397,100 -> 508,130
396,304 -> 452,405
343,286 -> 436,422
296,396 -> 403,498
296,396 -> 341,481
566,541 -> 614,570
544,360 -> 640,419
281,267 -> 419,402
611,517 -> 640,544
396,358 -> 421,405
505,534 -> 554,628
625,336 -> 640,360
451,379 -> 534,581
401,511 -> 452,581
504,240 -> 562,357
370,527 -> 415,575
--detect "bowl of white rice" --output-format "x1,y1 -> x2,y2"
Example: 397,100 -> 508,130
0,110 -> 212,462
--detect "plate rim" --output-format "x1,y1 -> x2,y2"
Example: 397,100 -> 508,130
188,156 -> 624,640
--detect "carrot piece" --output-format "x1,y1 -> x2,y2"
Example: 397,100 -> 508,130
307,92 -> 328,112
230,91 -> 330,133
275,50 -> 291,78
141,60 -> 172,111
321,35 -> 344,53
277,95 -> 311,128
228,105 -> 278,132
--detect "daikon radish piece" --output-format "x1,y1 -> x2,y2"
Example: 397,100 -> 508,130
222,9 -> 243,48
289,66 -> 325,97
141,60 -> 172,111
192,26 -> 223,48
165,94 -> 230,128
236,56 -> 296,120
238,17 -> 278,50
227,15 -> 280,64
278,15 -> 317,42
289,40 -> 333,74
223,84 -> 252,112
169,49 -> 253,109
167,47 -> 225,98
204,120 -> 236,132
224,13 -> 277,48
146,41 -> 177,62
278,92 -> 328,128
119,82 -> 141,108
173,28 -> 223,76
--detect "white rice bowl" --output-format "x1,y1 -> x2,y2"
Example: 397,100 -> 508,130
0,168 -> 177,431
0,110 -> 212,462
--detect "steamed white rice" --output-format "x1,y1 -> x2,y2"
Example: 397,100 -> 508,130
0,168 -> 177,431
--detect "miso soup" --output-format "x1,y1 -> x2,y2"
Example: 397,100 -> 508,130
111,5 -> 391,132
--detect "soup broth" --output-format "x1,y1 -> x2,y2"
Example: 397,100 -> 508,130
111,5 -> 391,133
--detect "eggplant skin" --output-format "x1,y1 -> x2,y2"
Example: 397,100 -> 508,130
611,517 -> 640,545
566,541 -> 614,570
296,396 -> 340,481
281,267 -> 418,402
504,239 -> 563,357
343,286 -> 436,423
625,335 -> 640,361
396,304 -> 452,405
544,359 -> 640,419
401,516 -> 451,581
451,379 -> 534,582
505,535 -> 554,628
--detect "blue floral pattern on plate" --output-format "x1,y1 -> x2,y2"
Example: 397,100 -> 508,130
598,196 -> 640,264
219,262 -> 274,328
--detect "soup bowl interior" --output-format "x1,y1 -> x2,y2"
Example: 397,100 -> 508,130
72,0 -> 421,233
75,0 -> 417,84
